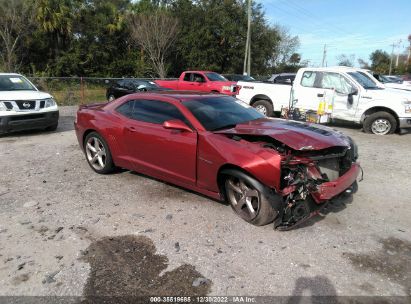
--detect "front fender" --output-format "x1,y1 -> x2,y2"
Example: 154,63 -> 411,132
196,133 -> 282,193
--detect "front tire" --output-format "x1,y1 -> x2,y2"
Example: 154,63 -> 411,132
108,94 -> 116,102
252,100 -> 273,116
363,111 -> 397,135
222,170 -> 277,226
84,132 -> 115,174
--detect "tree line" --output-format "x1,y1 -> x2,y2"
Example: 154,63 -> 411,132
336,35 -> 411,75
0,0 -> 302,78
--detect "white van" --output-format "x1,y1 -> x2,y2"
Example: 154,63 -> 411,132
237,67 -> 411,135
0,73 -> 59,135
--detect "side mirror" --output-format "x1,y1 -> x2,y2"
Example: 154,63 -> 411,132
163,119 -> 192,132
347,89 -> 357,105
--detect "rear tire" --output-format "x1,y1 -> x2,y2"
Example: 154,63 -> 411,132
363,111 -> 397,135
84,132 -> 115,174
222,169 -> 277,226
252,100 -> 273,116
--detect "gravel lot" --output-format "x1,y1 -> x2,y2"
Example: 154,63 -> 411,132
0,106 -> 410,300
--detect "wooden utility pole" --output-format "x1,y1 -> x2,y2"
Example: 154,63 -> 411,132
389,43 -> 395,75
243,0 -> 252,76
321,44 -> 327,67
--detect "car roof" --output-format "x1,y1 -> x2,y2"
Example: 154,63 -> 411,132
0,73 -> 22,76
302,66 -> 361,73
126,91 -> 227,102
184,71 -> 217,74
271,73 -> 296,76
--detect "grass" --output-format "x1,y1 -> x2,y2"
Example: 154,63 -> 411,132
52,87 -> 107,106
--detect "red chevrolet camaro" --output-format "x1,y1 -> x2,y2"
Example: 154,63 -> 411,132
75,92 -> 360,230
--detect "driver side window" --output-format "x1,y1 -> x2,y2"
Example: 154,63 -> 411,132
193,73 -> 205,83
321,73 -> 352,94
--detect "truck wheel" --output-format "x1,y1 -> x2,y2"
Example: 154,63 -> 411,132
363,111 -> 397,135
108,94 -> 116,102
222,169 -> 278,226
253,100 -> 273,116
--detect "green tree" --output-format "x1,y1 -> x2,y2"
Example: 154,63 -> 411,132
0,0 -> 35,72
336,54 -> 355,67
370,50 -> 390,74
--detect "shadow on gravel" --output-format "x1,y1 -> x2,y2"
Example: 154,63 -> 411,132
128,171 -> 228,205
80,235 -> 211,303
291,194 -> 354,230
344,237 -> 411,296
286,275 -> 338,303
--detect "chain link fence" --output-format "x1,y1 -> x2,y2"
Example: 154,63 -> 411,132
27,77 -> 165,106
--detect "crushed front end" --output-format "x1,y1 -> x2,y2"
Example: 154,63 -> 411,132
274,138 -> 361,230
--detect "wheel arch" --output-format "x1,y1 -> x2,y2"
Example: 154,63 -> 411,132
361,106 -> 399,130
216,163 -> 263,200
250,94 -> 273,106
82,129 -> 97,148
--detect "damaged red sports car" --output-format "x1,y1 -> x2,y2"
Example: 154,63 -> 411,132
74,92 -> 360,230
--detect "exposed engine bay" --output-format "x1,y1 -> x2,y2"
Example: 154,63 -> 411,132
226,133 -> 361,230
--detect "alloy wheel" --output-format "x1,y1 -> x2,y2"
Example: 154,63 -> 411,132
85,137 -> 107,170
371,118 -> 391,135
226,177 -> 260,221
255,105 -> 267,116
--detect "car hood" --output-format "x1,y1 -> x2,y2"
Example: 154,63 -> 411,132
384,83 -> 411,91
214,118 -> 350,151
362,87 -> 411,101
0,90 -> 52,100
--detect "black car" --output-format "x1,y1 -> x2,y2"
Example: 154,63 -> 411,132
106,79 -> 168,101
223,74 -> 256,82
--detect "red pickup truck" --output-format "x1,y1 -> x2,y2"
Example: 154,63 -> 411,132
155,71 -> 239,95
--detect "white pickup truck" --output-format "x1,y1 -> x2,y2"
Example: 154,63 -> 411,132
0,73 -> 59,135
237,67 -> 411,135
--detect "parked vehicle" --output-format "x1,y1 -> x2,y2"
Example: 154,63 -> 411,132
0,73 -> 59,135
223,74 -> 256,82
75,92 -> 360,230
267,73 -> 296,85
106,79 -> 168,101
155,71 -> 239,95
371,73 -> 411,91
237,67 -> 411,135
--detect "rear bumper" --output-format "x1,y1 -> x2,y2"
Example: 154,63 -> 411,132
398,117 -> 411,129
311,163 -> 360,202
0,111 -> 59,134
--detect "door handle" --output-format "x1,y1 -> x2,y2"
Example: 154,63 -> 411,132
317,93 -> 324,97
127,126 -> 137,132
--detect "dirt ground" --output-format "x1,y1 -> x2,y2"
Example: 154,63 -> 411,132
0,106 -> 410,301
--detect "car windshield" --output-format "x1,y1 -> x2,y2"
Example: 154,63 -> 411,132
348,72 -> 380,90
183,96 -> 264,131
205,72 -> 228,82
0,75 -> 36,91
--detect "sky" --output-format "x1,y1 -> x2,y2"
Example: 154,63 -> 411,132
262,0 -> 411,67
